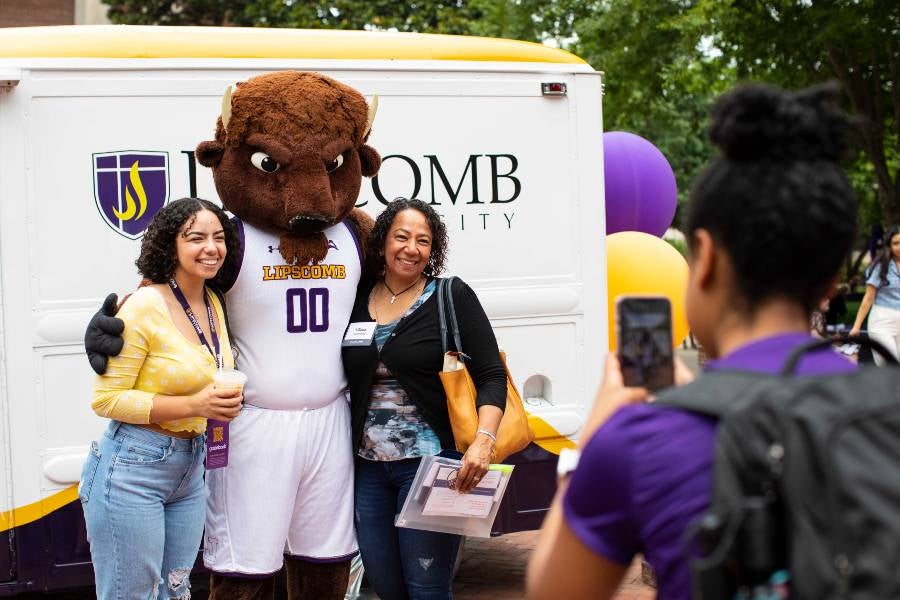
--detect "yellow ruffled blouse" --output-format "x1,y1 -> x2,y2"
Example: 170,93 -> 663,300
92,285 -> 235,434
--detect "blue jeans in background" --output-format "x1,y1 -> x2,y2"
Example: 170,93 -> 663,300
80,421 -> 206,600
354,454 -> 462,600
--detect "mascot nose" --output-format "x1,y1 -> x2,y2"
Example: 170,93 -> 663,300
288,214 -> 331,235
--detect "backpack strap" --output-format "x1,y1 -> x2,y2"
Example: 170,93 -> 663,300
653,371 -> 778,420
658,371 -> 791,594
780,333 -> 898,375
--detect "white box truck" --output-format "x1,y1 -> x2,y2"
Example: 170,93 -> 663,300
0,25 -> 606,591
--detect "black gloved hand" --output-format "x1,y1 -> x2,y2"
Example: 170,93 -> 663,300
85,293 -> 125,375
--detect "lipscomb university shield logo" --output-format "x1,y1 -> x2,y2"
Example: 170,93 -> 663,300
93,151 -> 170,239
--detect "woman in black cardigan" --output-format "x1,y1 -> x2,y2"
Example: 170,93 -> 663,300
343,198 -> 506,600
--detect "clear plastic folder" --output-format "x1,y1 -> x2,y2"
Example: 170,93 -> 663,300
395,455 -> 514,538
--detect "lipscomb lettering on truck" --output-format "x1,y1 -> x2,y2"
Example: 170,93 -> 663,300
93,148 -> 523,239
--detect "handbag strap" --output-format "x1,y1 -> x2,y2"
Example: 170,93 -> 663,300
438,277 -> 450,353
437,276 -> 467,360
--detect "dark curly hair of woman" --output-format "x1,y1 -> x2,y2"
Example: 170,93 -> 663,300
867,224 -> 900,288
366,198 -> 449,279
686,81 -> 858,313
135,198 -> 241,291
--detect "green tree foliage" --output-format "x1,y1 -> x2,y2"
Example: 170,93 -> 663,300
700,0 -> 900,226
102,0 -> 241,25
101,0 -> 586,37
242,0 -> 481,33
468,0 -> 588,46
573,1 -> 734,215
103,0 -> 485,31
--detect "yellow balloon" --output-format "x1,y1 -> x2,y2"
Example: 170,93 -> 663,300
606,231 -> 690,351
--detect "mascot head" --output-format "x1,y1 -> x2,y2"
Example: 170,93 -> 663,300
196,71 -> 381,265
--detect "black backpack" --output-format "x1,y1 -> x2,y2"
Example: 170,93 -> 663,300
654,336 -> 900,599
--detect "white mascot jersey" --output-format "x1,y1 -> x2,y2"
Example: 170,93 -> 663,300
226,219 -> 362,410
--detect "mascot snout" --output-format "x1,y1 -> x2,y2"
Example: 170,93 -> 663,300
288,214 -> 331,235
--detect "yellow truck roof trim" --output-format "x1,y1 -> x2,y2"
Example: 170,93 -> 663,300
0,25 -> 586,64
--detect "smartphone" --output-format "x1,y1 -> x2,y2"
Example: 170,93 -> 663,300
615,296 -> 675,391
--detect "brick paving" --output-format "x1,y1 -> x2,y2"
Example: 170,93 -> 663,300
449,530 -> 655,600
355,529 -> 655,599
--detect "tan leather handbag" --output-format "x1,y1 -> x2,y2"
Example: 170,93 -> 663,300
437,278 -> 534,462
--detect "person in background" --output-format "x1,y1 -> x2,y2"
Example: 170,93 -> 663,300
850,224 -> 900,363
342,198 -> 507,600
80,198 -> 243,600
526,82 -> 858,599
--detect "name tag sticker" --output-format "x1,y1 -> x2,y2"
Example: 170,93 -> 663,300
342,321 -> 377,347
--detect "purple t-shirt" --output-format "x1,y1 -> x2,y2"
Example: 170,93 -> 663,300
563,333 -> 856,600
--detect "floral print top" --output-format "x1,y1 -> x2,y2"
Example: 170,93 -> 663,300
358,280 -> 443,461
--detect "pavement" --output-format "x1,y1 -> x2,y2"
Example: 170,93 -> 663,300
451,531 -> 654,600
355,529 -> 656,600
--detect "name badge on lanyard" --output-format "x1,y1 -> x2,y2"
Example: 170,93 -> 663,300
167,279 -> 230,469
342,322 -> 377,347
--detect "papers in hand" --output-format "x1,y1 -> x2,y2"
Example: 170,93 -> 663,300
396,455 -> 514,537
420,463 -> 502,518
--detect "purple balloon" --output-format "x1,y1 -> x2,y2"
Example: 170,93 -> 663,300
603,131 -> 677,237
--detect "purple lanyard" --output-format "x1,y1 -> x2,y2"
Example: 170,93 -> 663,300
168,279 -> 222,369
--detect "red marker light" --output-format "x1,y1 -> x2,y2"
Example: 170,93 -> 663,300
541,82 -> 567,96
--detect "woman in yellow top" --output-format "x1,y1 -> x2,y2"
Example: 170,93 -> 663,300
79,197 -> 243,600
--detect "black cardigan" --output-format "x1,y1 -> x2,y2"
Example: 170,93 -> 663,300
343,276 -> 507,453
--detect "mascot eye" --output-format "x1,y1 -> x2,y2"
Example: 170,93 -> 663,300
250,152 -> 280,173
324,154 -> 344,173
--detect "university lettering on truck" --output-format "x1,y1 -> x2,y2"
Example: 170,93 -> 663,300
175,149 -> 522,231
0,25 -> 605,592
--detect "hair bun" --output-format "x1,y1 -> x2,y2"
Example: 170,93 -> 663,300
708,82 -> 849,162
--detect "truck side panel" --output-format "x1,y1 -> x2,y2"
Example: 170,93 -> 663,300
0,64 -> 605,590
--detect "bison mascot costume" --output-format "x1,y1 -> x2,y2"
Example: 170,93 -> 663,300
87,71 -> 380,599
194,71 -> 379,600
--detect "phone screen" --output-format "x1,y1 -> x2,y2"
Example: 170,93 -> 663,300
616,296 -> 675,391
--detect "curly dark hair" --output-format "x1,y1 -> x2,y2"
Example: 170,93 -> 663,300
686,82 -> 858,313
366,198 -> 449,279
135,197 -> 241,290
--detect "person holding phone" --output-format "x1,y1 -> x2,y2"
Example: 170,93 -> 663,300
80,198 -> 243,600
527,82 -> 858,599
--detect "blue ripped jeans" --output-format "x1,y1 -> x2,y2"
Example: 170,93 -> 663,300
354,454 -> 462,600
80,422 -> 206,600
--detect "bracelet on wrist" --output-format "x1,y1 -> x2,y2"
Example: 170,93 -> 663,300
476,428 -> 497,442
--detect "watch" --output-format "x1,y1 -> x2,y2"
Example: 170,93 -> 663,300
556,447 -> 581,479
